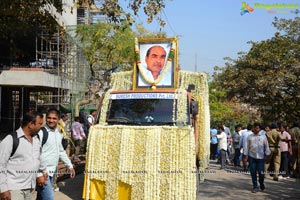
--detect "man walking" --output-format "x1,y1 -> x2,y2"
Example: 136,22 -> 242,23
264,122 -> 285,181
36,109 -> 75,200
0,111 -> 47,200
243,123 -> 270,193
71,116 -> 86,156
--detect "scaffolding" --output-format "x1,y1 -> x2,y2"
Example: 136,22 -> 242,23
32,24 -> 91,113
31,1 -> 108,113
0,3 -> 107,134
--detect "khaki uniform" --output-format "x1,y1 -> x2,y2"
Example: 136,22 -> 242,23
289,127 -> 300,177
264,128 -> 285,180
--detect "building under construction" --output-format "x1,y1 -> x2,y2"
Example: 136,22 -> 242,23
0,1 -> 105,135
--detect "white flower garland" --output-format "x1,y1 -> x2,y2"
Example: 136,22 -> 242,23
178,70 -> 211,181
84,70 -> 210,198
85,125 -> 196,199
174,88 -> 188,126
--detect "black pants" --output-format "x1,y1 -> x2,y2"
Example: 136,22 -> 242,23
233,148 -> 241,166
280,151 -> 290,177
210,143 -> 218,160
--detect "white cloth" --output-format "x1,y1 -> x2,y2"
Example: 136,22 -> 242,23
87,115 -> 94,125
0,127 -> 45,192
217,132 -> 227,151
138,65 -> 172,87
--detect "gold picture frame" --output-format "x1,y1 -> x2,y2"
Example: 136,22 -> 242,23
133,37 -> 178,90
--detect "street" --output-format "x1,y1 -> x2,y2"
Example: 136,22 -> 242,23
50,160 -> 300,200
198,161 -> 300,200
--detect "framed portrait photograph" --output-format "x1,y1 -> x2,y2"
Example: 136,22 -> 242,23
133,38 -> 178,90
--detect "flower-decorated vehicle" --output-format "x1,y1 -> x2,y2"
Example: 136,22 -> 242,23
83,38 -> 210,200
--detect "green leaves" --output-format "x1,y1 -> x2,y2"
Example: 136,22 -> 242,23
213,16 -> 300,123
76,22 -> 136,85
95,0 -> 169,26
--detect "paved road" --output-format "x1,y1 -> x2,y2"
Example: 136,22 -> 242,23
48,160 -> 300,200
198,161 -> 300,200
33,173 -> 85,200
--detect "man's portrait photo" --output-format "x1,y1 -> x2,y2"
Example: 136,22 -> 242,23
136,39 -> 175,88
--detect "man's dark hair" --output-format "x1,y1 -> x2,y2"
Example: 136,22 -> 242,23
246,124 -> 253,130
253,122 -> 261,129
90,110 -> 96,115
74,116 -> 80,122
218,125 -> 225,131
280,123 -> 288,130
270,122 -> 278,129
235,124 -> 242,130
146,45 -> 166,57
21,111 -> 43,127
46,108 -> 60,118
292,121 -> 299,128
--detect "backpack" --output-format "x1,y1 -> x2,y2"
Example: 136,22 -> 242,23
10,128 -> 45,158
40,127 -> 69,150
10,127 -> 68,157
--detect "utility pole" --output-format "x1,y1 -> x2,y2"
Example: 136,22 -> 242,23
194,53 -> 198,72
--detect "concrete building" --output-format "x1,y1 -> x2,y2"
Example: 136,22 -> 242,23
0,0 -> 105,135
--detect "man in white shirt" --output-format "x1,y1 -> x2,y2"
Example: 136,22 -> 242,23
36,109 -> 75,200
138,45 -> 172,87
0,111 -> 47,200
217,126 -> 227,169
243,123 -> 270,193
87,110 -> 97,128
240,124 -> 253,171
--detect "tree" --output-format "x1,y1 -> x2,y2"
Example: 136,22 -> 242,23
74,22 -> 135,116
0,0 -> 170,65
91,0 -> 171,26
272,15 -> 300,41
75,22 -> 169,116
134,23 -> 167,38
213,16 -> 300,123
209,81 -> 259,128
0,0 -> 64,65
76,22 -> 135,84
76,22 -> 168,83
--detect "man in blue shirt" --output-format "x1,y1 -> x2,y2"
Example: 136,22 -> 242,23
243,123 -> 270,193
210,127 -> 218,160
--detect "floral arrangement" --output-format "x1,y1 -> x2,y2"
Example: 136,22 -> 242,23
85,125 -> 196,200
85,70 -> 211,198
173,88 -> 188,126
178,70 -> 210,182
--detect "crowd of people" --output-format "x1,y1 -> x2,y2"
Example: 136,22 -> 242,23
210,121 -> 300,192
0,108 -> 97,200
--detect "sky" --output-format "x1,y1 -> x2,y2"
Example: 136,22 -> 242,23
133,0 -> 299,76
